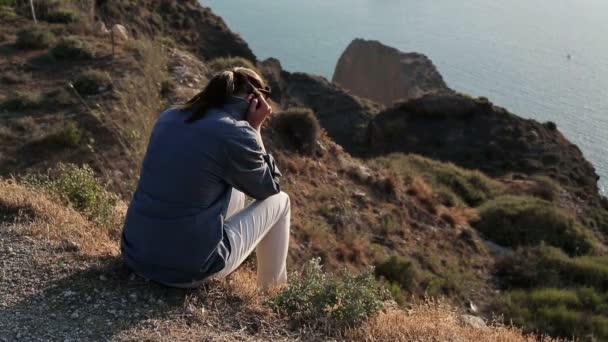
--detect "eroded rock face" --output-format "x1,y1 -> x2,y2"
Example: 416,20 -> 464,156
367,93 -> 601,199
260,58 -> 380,154
333,39 -> 449,107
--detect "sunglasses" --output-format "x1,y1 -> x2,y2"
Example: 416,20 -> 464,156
247,80 -> 272,100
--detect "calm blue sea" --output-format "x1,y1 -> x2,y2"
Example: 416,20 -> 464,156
203,0 -> 608,195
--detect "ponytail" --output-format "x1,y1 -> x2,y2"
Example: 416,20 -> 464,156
177,67 -> 266,123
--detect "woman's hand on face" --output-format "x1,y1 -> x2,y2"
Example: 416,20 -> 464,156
246,92 -> 272,131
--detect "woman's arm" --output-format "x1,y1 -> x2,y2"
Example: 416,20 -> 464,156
222,125 -> 281,200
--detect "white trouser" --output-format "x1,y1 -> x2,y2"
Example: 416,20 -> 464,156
214,188 -> 290,288
167,189 -> 290,289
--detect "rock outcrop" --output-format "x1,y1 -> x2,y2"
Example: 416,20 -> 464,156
95,0 -> 255,61
111,24 -> 129,42
367,93 -> 601,199
333,39 -> 449,107
260,58 -> 381,154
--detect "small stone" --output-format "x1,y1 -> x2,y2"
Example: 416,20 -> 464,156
111,24 -> 129,42
70,311 -> 79,319
6,247 -> 13,253
459,314 -> 488,330
63,290 -> 76,297
156,299 -> 164,305
60,240 -> 80,252
352,190 -> 367,200
129,293 -> 138,301
99,275 -> 108,281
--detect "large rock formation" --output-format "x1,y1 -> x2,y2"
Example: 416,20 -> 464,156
367,93 -> 601,199
260,58 -> 380,154
333,39 -> 449,107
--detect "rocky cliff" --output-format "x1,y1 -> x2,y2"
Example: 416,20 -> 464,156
333,38 -> 449,107
367,93 -> 601,201
260,58 -> 381,154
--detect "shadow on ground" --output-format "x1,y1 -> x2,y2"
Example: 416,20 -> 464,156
0,250 -> 193,341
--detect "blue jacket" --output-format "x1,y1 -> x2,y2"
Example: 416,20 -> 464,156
121,97 -> 282,284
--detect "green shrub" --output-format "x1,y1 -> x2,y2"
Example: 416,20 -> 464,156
529,175 -> 561,201
27,164 -> 118,226
44,8 -> 79,23
16,26 -> 56,49
1,71 -> 31,85
16,0 -> 77,23
373,154 -> 503,207
51,36 -> 94,60
375,255 -> 416,291
498,288 -> 608,340
0,92 -> 40,111
590,205 -> 608,235
43,87 -> 76,106
474,195 -> 593,255
207,56 -> 258,74
160,79 -> 175,97
272,107 -> 320,156
0,5 -> 16,19
498,245 -> 608,290
72,69 -> 111,95
269,258 -> 387,327
27,52 -> 57,66
46,121 -> 83,148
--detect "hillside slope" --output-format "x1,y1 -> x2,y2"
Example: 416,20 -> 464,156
1,0 -> 606,340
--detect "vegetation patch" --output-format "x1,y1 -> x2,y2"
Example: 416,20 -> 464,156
73,69 -> 112,96
269,258 -> 387,327
498,245 -> 608,290
16,26 -> 56,49
207,56 -> 258,74
529,175 -> 561,202
375,255 -> 417,304
44,121 -> 84,148
376,255 -> 416,291
51,36 -> 94,60
0,4 -> 16,20
0,92 -> 40,111
498,288 -> 608,340
495,245 -> 608,340
25,164 -> 118,226
272,107 -> 321,156
43,8 -> 79,23
474,195 -> 593,255
590,205 -> 608,235
43,87 -> 77,106
374,154 -> 503,207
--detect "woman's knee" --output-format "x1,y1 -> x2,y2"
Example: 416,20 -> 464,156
278,191 -> 290,211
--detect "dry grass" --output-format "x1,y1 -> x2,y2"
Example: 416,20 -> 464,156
0,178 -> 121,255
85,39 -> 169,195
407,177 -> 438,213
346,300 -> 562,342
438,206 -> 479,228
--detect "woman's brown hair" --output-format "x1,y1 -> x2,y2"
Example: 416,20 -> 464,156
177,67 -> 267,123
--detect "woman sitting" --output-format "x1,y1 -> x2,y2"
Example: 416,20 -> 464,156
121,67 -> 290,289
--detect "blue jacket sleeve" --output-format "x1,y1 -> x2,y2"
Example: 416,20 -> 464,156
222,125 -> 282,200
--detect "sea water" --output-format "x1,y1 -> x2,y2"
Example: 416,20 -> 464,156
203,0 -> 608,195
